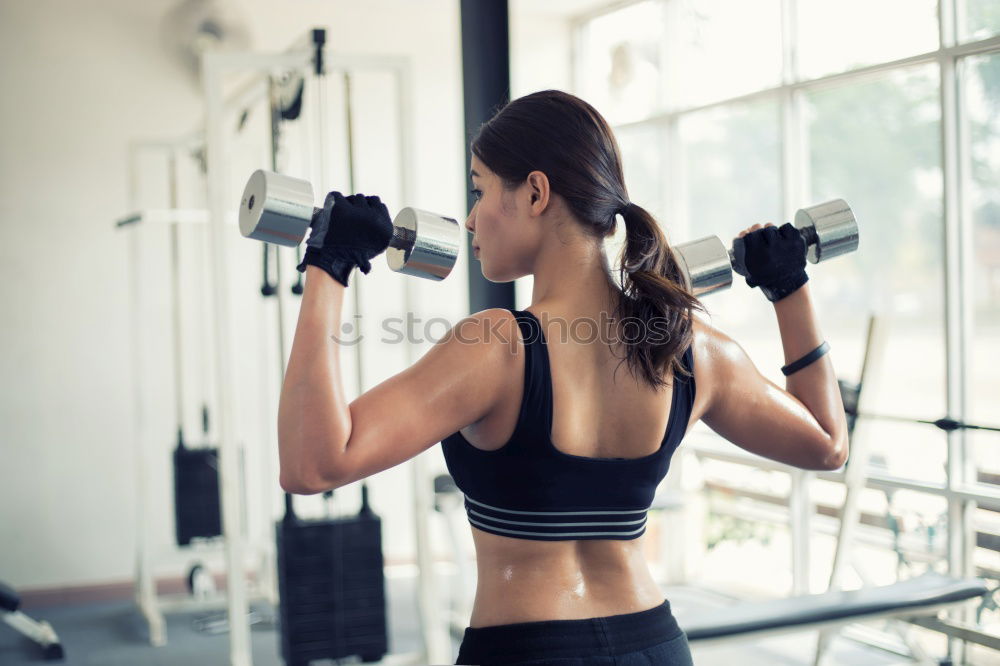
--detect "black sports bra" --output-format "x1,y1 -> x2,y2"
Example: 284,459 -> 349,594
440,308 -> 696,541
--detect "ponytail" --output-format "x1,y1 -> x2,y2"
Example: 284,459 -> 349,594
616,202 -> 704,390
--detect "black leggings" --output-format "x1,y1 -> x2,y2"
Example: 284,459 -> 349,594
454,600 -> 694,665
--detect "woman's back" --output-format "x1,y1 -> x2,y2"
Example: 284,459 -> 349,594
449,304 -> 712,628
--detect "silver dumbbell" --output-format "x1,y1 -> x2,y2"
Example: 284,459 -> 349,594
238,170 -> 461,281
671,199 -> 859,297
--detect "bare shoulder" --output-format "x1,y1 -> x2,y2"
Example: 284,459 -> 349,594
437,307 -> 524,412
438,307 -> 524,372
687,313 -> 729,423
443,307 -> 521,350
317,307 -> 523,490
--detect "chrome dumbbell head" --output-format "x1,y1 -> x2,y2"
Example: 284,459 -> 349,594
670,235 -> 733,298
238,170 -> 461,280
387,208 -> 461,281
239,170 -> 316,247
794,198 -> 859,264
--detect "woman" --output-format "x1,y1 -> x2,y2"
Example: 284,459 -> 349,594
278,90 -> 849,665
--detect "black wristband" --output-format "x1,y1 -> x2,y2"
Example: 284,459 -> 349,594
781,341 -> 830,376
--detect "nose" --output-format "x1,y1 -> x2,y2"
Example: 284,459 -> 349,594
464,204 -> 476,235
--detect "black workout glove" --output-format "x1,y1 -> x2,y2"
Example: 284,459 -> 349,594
731,223 -> 809,302
296,191 -> 393,287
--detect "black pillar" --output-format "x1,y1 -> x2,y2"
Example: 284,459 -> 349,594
460,0 -> 516,314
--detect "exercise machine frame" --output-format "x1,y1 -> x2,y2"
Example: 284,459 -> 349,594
117,31 -> 449,666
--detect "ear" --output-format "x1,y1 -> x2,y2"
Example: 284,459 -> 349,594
524,170 -> 550,216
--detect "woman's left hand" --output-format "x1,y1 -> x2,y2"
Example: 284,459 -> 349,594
731,221 -> 808,302
297,191 -> 394,287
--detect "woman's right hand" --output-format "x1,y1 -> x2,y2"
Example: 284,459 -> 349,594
731,222 -> 809,303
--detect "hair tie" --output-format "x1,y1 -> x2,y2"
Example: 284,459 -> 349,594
620,202 -> 634,217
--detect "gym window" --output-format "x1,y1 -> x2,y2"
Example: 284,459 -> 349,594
574,0 -> 1000,654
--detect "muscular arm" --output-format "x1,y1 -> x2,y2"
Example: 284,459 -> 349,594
278,266 -> 517,494
278,266 -> 352,492
772,285 -> 849,468
697,284 -> 849,471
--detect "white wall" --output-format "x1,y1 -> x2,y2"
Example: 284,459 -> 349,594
0,0 -> 469,591
0,0 -> 204,590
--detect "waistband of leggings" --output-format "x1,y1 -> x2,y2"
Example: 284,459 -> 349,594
458,600 -> 682,661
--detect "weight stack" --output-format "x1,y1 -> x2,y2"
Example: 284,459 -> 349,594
276,487 -> 388,665
173,444 -> 223,546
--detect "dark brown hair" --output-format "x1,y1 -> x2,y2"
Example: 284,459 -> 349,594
471,90 -> 704,389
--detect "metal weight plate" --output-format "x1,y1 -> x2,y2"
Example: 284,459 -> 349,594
794,199 -> 859,264
671,235 -> 733,297
239,169 -> 315,247
386,208 -> 461,281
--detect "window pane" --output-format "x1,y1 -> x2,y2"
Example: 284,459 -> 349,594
856,489 -> 949,583
617,122 -> 667,219
964,0 -> 1000,42
804,64 -> 944,483
678,101 -> 782,368
608,123 -> 668,275
670,0 -> 783,107
797,0 -> 938,79
697,460 -> 796,597
811,482 -> 948,602
973,506 -> 1000,623
964,53 -> 1000,481
578,1 -> 665,125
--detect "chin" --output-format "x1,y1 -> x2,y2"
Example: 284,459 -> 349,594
485,274 -> 519,284
478,255 -> 523,283
480,265 -> 516,283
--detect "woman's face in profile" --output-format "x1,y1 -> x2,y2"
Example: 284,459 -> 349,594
465,154 -> 539,283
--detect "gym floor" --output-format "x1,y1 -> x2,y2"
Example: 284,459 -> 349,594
0,574 -> 914,665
